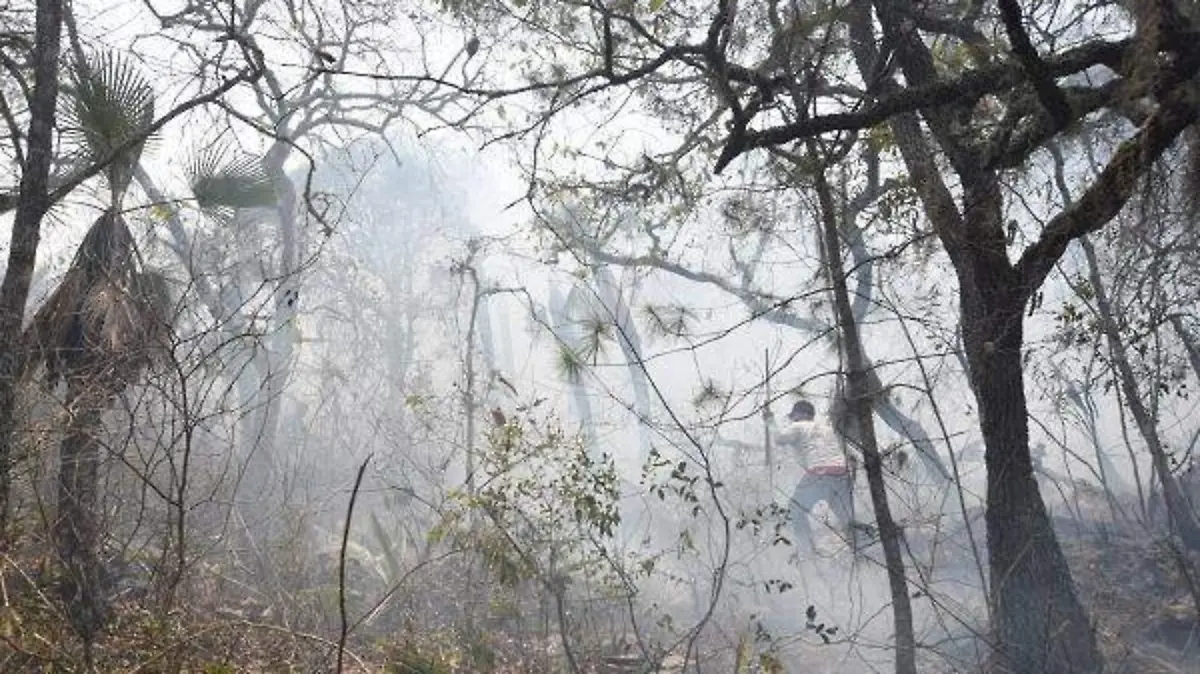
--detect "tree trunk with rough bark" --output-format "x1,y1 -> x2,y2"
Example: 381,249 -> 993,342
0,0 -> 65,528
961,280 -> 1100,674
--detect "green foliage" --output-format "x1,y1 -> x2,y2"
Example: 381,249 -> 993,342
734,633 -> 751,672
577,315 -> 613,363
187,145 -> 277,223
460,625 -> 498,671
691,378 -> 728,410
734,502 -> 792,544
382,628 -> 497,673
730,618 -> 792,674
643,447 -> 705,519
1054,299 -> 1098,349
435,411 -> 622,590
369,511 -> 406,585
481,417 -> 621,539
61,50 -> 155,197
804,604 -> 840,645
930,38 -> 973,75
554,343 -> 586,384
759,653 -> 785,673
641,303 -> 695,339
864,123 -> 894,153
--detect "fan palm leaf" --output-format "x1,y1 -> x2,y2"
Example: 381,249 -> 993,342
186,144 -> 277,224
29,49 -> 170,385
59,51 -> 155,205
28,51 -> 163,651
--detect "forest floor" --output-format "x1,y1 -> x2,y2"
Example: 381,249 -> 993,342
1061,519 -> 1200,674
0,510 -> 1198,672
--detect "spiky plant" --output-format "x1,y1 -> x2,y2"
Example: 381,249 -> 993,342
186,143 -> 277,225
554,343 -> 586,385
59,50 -> 155,209
21,50 -> 164,653
24,49 -> 278,654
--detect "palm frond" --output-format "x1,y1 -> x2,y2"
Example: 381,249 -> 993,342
60,51 -> 155,201
186,144 -> 277,223
25,211 -> 172,391
368,512 -> 405,585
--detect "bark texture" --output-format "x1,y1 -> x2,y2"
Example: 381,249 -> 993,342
0,0 -> 65,526
963,295 -> 1100,672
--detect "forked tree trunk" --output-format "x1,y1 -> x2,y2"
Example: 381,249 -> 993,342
962,288 -> 1100,673
252,147 -> 301,473
841,1 -> 1105,665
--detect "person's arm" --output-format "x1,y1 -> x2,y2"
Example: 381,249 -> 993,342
778,422 -> 816,467
717,437 -> 763,453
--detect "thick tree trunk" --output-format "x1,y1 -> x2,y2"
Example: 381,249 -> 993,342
963,290 -> 1100,673
1171,315 -> 1200,381
247,147 -> 301,484
55,384 -> 107,646
233,146 -> 299,545
0,0 -> 65,527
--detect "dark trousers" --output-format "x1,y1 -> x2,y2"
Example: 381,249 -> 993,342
790,471 -> 855,551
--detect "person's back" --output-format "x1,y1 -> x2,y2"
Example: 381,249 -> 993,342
776,400 -> 857,554
774,401 -> 849,472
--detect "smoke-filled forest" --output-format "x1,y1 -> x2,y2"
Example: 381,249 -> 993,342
2,0 -> 1200,672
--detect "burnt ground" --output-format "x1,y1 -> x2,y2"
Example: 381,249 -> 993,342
844,505 -> 1200,673
1056,516 -> 1200,674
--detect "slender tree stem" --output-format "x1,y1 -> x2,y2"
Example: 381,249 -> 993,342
336,455 -> 371,673
811,151 -> 917,674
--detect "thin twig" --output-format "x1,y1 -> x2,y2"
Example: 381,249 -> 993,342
336,455 -> 371,673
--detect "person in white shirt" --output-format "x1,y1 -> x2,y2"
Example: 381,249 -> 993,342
774,399 -> 858,553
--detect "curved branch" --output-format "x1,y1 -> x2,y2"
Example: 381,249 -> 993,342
1016,81 -> 1200,295
998,0 -> 1071,130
